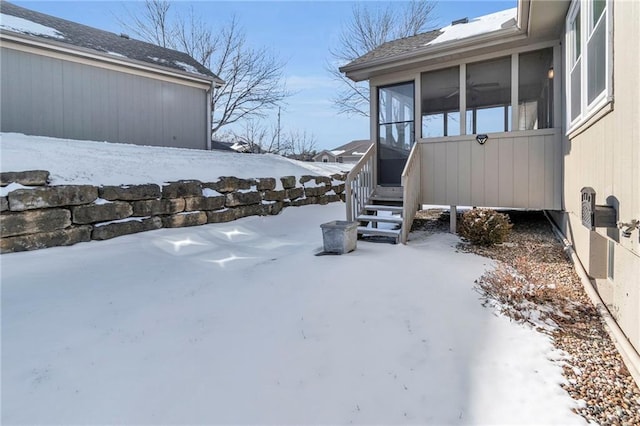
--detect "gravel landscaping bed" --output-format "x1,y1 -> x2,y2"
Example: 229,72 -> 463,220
412,209 -> 640,425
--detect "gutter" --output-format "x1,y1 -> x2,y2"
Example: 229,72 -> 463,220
0,30 -> 224,87
544,211 -> 640,387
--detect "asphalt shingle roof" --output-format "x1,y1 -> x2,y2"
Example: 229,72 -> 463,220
342,30 -> 442,70
0,1 -> 219,80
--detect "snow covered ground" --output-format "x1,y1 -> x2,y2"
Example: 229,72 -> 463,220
0,133 -> 350,186
1,134 -> 585,424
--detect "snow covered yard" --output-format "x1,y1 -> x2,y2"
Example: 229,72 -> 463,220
1,133 -> 584,424
0,133 -> 350,186
1,203 -> 585,424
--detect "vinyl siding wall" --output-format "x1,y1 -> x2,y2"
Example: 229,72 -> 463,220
553,0 -> 640,354
1,47 -> 208,150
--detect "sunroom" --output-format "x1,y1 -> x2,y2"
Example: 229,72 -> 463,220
340,1 -> 570,243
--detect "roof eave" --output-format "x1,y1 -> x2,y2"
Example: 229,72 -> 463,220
0,29 -> 224,87
341,25 -> 526,82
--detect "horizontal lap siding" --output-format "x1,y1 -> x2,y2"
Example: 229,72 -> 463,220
0,48 -> 207,150
419,131 -> 561,209
560,1 -> 639,354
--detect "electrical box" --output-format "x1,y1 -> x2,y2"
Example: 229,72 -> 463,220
581,187 -> 617,231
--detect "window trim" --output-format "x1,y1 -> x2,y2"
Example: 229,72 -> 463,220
565,0 -> 613,135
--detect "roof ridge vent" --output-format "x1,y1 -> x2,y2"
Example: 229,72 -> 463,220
119,33 -> 130,39
451,17 -> 468,26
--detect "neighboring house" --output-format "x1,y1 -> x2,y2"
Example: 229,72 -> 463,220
340,0 -> 639,366
210,140 -> 236,152
313,140 -> 373,163
229,142 -> 264,154
287,153 -> 315,162
314,150 -> 338,163
0,1 -> 224,150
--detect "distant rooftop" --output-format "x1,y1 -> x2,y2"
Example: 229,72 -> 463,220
0,1 -> 221,82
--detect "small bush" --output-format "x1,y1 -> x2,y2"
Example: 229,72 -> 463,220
458,208 -> 512,246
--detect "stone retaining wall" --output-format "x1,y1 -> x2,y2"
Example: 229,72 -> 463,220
0,170 -> 346,254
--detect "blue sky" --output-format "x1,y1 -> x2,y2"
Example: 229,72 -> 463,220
14,0 -> 516,150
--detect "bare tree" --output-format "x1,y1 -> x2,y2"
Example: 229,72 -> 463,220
119,1 -> 290,136
208,18 -> 289,134
228,119 -> 288,154
329,0 -> 437,117
122,0 -> 172,47
283,129 -> 317,158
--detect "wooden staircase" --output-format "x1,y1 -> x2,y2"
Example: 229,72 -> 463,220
345,141 -> 420,245
356,192 -> 403,243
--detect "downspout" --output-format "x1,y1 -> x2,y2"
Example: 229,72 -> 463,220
517,0 -> 532,35
206,84 -> 213,150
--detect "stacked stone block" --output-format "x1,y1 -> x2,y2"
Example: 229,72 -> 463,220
0,170 -> 347,253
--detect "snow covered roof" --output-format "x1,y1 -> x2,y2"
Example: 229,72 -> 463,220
314,140 -> 373,162
0,1 -> 222,83
426,8 -> 517,46
331,139 -> 373,157
210,140 -> 236,152
341,7 -> 519,75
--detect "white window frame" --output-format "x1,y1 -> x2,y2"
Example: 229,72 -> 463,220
565,0 -> 613,134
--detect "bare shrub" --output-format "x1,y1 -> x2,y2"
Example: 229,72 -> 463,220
459,208 -> 512,246
476,257 -> 559,331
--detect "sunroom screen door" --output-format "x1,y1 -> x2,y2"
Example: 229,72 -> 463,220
377,82 -> 415,186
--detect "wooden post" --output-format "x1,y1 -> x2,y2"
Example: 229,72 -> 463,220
450,205 -> 457,233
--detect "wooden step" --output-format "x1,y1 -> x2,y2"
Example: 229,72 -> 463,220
357,226 -> 401,239
369,194 -> 403,203
364,204 -> 403,213
357,214 -> 402,224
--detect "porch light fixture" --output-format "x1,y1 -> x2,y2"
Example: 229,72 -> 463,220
548,67 -> 554,79
476,134 -> 488,145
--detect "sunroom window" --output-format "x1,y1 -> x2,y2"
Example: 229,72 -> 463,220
466,56 -> 511,133
417,47 -> 563,140
518,48 -> 554,130
421,66 -> 460,137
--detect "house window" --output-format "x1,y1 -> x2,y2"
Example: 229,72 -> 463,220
518,48 -> 554,130
466,56 -> 511,134
421,66 -> 460,137
587,0 -> 606,104
568,5 -> 582,122
566,0 -> 612,130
